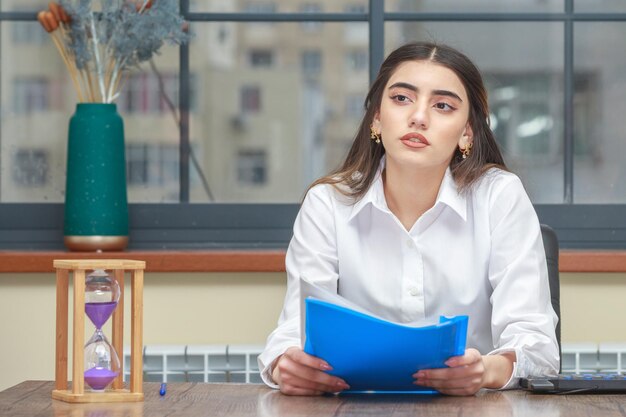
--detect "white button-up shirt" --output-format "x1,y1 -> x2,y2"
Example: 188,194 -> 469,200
259,159 -> 560,389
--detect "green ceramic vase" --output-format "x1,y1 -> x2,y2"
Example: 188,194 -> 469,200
64,103 -> 129,251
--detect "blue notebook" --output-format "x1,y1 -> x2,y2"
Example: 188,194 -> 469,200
303,298 -> 468,394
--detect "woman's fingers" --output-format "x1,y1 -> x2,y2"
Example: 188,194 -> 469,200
274,348 -> 350,395
279,386 -> 324,396
444,348 -> 482,367
412,348 -> 485,395
284,346 -> 333,371
278,357 -> 349,392
415,374 -> 482,390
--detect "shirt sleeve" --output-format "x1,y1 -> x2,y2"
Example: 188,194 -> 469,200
257,185 -> 340,388
486,175 -> 560,389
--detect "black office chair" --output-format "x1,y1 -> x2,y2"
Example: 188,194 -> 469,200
540,224 -> 561,372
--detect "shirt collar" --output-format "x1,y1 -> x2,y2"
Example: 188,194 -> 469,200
348,157 -> 387,221
437,167 -> 467,221
348,156 -> 467,222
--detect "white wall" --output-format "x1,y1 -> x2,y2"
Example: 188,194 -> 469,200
1,271 -> 626,391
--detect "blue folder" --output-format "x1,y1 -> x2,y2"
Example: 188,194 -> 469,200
303,298 -> 468,394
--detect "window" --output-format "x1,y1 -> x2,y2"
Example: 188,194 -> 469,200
301,50 -> 322,76
240,86 -> 262,113
12,22 -> 47,44
12,149 -> 49,187
243,2 -> 277,13
1,3 -> 625,249
118,73 -> 181,114
237,150 -> 267,186
248,50 -> 274,68
13,77 -> 49,113
344,4 -> 368,43
346,50 -> 368,72
345,94 -> 364,119
126,143 -> 179,187
300,4 -> 323,32
127,144 -> 149,185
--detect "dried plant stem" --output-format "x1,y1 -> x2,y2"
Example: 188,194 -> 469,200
112,70 -> 129,102
107,61 -> 122,104
138,0 -> 151,14
89,12 -> 107,102
50,33 -> 84,102
83,69 -> 96,102
53,23 -> 89,101
104,57 -> 117,103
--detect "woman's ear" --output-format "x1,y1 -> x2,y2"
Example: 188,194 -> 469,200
372,113 -> 381,129
458,121 -> 474,149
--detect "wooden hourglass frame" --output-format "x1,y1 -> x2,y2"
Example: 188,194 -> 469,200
53,259 -> 145,403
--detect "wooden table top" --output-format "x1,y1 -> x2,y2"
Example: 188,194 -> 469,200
2,381 -> 626,417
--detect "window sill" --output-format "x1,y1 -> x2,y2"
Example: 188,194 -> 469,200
0,250 -> 624,273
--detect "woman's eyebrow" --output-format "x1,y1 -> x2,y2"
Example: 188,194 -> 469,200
432,89 -> 463,102
388,82 -> 463,102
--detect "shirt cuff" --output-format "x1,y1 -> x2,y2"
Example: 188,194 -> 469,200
486,347 -> 520,390
260,357 -> 280,389
258,343 -> 300,389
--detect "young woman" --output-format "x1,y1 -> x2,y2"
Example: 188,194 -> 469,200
258,42 -> 559,396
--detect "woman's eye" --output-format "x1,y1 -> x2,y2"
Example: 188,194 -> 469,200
391,94 -> 411,103
435,102 -> 454,111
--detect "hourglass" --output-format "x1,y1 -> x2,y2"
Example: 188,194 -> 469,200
84,269 -> 121,391
53,259 -> 145,403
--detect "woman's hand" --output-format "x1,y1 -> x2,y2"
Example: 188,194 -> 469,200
412,349 -> 515,396
272,347 -> 351,396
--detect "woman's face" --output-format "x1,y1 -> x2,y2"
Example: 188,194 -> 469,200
373,60 -> 473,172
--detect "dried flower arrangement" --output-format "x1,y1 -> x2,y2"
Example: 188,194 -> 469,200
38,0 -> 189,103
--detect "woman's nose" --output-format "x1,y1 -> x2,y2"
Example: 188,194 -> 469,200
409,103 -> 429,129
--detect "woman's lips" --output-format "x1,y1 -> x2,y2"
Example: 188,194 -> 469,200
400,132 -> 429,148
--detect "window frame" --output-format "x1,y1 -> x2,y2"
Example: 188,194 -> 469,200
2,1 -> 626,250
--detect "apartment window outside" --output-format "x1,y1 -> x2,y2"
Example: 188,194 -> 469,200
248,50 -> 274,68
301,50 -> 322,76
344,4 -> 368,43
237,150 -> 267,186
243,2 -> 277,13
12,149 -> 49,187
240,86 -> 262,113
127,144 -> 149,186
13,77 -> 49,114
11,22 -> 47,44
126,143 -> 180,187
346,94 -> 365,119
346,50 -> 368,72
118,72 -> 181,114
300,3 -> 323,32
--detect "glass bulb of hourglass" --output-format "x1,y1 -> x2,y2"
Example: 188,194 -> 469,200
84,330 -> 121,391
84,269 -> 121,392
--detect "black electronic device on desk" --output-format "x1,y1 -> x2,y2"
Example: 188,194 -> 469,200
521,374 -> 626,394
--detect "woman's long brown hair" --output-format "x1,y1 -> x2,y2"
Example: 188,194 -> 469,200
310,42 -> 507,201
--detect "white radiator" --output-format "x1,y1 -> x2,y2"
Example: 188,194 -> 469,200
123,344 -> 264,383
562,342 -> 626,374
123,342 -> 626,383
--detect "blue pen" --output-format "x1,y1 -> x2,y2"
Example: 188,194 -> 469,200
159,382 -> 167,396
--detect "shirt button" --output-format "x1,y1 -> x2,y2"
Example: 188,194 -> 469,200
409,287 -> 419,296
406,239 -> 414,248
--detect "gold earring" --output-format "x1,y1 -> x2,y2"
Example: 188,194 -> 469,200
461,142 -> 473,159
370,125 -> 381,144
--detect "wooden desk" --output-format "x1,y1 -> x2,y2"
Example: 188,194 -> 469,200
2,381 -> 626,417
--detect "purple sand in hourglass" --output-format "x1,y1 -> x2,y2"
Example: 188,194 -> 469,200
85,301 -> 118,329
84,367 -> 119,391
